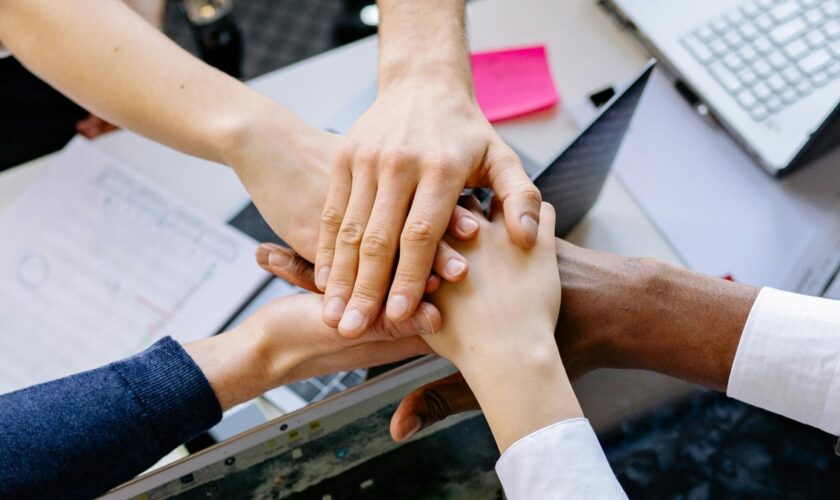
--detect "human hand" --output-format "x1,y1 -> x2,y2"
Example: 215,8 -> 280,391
184,291 -> 439,412
315,85 -> 542,338
413,201 -> 577,451
391,240 -> 759,441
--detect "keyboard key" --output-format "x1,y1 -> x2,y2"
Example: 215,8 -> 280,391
739,22 -> 761,40
830,39 -> 840,56
757,0 -> 775,10
767,73 -> 787,92
765,95 -> 784,113
709,61 -> 744,93
695,26 -> 716,42
711,19 -> 729,33
805,9 -> 825,26
340,371 -> 364,386
780,87 -> 798,104
798,0 -> 820,7
756,13 -> 775,31
740,45 -> 760,63
736,88 -> 760,109
770,18 -> 808,46
709,38 -> 729,56
753,81 -> 773,100
812,70 -> 830,86
806,30 -> 828,48
795,78 -> 813,95
770,1 -> 802,22
682,36 -> 714,64
753,35 -> 775,54
724,30 -> 745,48
825,20 -> 840,38
737,66 -> 759,85
783,65 -> 804,83
751,104 -> 770,121
828,61 -> 840,77
753,58 -> 773,77
768,50 -> 790,69
741,2 -> 762,17
726,10 -> 746,26
724,52 -> 745,70
784,38 -> 809,59
824,1 -> 840,17
798,48 -> 832,73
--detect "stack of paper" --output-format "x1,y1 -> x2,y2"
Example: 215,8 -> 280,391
0,139 -> 267,394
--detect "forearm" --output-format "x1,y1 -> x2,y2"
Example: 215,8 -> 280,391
0,0 -> 307,167
459,340 -> 583,453
0,337 -> 221,499
377,0 -> 472,95
557,245 -> 758,391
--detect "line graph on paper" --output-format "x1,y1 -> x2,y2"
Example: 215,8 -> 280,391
0,140 -> 265,395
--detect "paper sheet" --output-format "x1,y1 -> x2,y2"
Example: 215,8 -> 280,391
470,45 -> 560,123
0,139 -> 267,394
613,70 -> 840,288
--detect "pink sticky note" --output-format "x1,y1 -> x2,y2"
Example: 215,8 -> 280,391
470,45 -> 560,123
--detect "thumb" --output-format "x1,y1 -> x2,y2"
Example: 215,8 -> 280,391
389,373 -> 479,442
484,145 -> 542,248
255,243 -> 319,292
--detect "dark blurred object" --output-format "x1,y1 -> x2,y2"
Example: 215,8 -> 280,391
0,58 -> 88,171
179,0 -> 243,78
334,0 -> 378,45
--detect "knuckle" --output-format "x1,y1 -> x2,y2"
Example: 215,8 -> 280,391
422,389 -> 453,422
521,185 -> 543,205
338,221 -> 366,246
320,206 -> 344,230
350,283 -> 380,304
381,148 -> 417,167
360,227 -> 394,259
401,219 -> 436,246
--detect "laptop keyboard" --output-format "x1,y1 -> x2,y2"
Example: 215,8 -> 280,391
287,369 -> 367,404
681,0 -> 840,122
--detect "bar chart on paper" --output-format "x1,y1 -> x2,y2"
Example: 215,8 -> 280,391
0,139 -> 266,395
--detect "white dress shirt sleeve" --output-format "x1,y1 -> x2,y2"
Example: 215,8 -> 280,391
495,417 -> 627,499
728,287 -> 840,435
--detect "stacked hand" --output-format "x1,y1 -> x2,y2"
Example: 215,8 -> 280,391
313,85 -> 543,339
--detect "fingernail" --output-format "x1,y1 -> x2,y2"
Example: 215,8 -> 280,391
412,307 -> 435,334
457,216 -> 478,234
268,249 -> 291,268
339,308 -> 366,333
444,258 -> 466,277
324,297 -> 346,322
520,214 -> 538,244
316,266 -> 330,289
387,294 -> 409,319
396,414 -> 422,442
255,245 -> 270,266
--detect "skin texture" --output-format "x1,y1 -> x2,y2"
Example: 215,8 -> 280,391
183,293 -> 436,412
317,0 -> 542,338
256,234 -> 759,443
0,0 -> 498,324
392,242 -> 759,441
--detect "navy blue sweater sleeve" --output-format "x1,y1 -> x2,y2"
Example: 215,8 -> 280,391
0,336 -> 223,499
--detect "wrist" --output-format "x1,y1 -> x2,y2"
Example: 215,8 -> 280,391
599,258 -> 759,390
185,324 -> 273,411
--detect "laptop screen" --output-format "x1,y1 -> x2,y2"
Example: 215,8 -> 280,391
105,357 -> 506,500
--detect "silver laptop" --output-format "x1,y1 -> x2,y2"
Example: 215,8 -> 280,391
602,0 -> 840,176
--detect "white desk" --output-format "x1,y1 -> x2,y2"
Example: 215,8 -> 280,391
0,0 -> 695,431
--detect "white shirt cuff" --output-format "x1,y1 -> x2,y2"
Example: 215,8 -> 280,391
496,418 -> 627,500
728,287 -> 840,434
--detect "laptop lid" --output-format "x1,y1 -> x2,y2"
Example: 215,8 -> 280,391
525,59 -> 655,235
